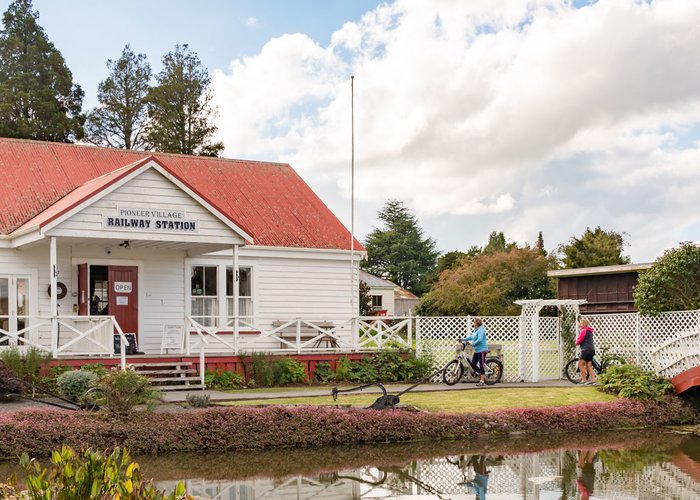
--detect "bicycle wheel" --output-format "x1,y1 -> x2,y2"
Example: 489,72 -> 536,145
443,360 -> 464,385
483,358 -> 503,385
565,358 -> 582,384
601,356 -> 625,373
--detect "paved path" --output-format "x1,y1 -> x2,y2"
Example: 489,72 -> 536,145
160,379 -> 573,403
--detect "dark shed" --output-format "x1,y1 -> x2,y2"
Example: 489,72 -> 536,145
548,263 -> 652,314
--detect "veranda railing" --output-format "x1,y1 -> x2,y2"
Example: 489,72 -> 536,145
0,315 -> 131,370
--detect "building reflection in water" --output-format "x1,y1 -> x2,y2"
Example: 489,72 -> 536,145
155,437 -> 700,499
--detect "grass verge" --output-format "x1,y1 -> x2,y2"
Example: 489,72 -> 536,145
218,387 -> 615,413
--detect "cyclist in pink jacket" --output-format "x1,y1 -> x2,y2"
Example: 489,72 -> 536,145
576,319 -> 596,385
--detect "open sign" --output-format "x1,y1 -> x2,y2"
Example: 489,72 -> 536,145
114,282 -> 133,293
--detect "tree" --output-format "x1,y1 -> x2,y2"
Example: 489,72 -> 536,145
85,45 -> 151,149
558,226 -> 630,268
145,44 -> 223,156
358,280 -> 373,316
535,231 -> 546,256
362,200 -> 439,296
419,247 -> 555,316
0,0 -> 84,142
634,242 -> 700,315
483,231 -> 515,255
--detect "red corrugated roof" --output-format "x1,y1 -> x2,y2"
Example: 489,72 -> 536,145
0,138 -> 364,251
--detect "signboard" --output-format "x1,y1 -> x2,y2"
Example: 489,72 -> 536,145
116,296 -> 128,306
161,324 -> 184,353
114,281 -> 133,293
103,206 -> 199,233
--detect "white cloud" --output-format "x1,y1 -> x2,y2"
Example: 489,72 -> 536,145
212,0 -> 700,262
245,17 -> 258,27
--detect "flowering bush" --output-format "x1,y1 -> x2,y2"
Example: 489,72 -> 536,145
0,397 -> 694,457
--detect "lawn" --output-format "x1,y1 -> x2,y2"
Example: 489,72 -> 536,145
217,387 -> 615,413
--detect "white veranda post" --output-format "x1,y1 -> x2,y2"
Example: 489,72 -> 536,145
233,244 -> 239,349
50,236 -> 58,356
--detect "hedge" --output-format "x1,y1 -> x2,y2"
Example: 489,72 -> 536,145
0,396 -> 696,457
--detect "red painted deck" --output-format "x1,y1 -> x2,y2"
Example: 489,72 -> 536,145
671,365 -> 700,394
50,352 -> 370,381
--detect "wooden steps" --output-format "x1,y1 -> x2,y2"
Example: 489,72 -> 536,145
132,362 -> 206,391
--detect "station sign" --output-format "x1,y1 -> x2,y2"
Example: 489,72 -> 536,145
103,207 -> 199,233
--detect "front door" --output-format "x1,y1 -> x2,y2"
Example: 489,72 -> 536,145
108,266 -> 138,338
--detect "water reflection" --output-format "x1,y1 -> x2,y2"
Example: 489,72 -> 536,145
137,430 -> 700,499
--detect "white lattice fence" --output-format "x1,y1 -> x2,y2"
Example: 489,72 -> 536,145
580,313 -> 639,364
416,316 -> 522,382
583,310 -> 700,371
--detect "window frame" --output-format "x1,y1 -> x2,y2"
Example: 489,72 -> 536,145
186,259 -> 255,330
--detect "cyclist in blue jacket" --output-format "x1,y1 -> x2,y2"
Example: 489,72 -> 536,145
462,317 -> 488,387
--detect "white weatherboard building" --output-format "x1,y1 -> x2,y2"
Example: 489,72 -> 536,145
0,139 -> 364,361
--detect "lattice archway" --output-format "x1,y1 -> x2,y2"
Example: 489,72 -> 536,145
514,299 -> 586,382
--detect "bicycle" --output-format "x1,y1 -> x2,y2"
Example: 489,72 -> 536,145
443,341 -> 504,385
564,346 -> 626,384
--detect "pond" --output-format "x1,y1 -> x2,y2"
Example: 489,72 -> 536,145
1,429 -> 698,498
143,429 -> 700,499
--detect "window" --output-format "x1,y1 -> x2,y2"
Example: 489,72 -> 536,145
371,295 -> 383,309
227,266 -> 252,319
0,275 -> 31,346
191,265 -> 218,326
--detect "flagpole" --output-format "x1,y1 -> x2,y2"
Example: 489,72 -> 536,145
350,75 -> 356,317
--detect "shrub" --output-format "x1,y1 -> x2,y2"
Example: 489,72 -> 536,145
205,369 -> 244,389
80,362 -> 109,379
273,358 -> 306,385
313,362 -> 334,384
598,364 -> 675,400
186,393 -> 211,408
250,353 -> 275,387
93,369 -> 157,416
334,357 -> 353,382
0,366 -> 24,397
348,357 -> 378,383
56,370 -> 99,402
39,365 -> 72,394
20,445 -> 190,499
0,347 -> 52,386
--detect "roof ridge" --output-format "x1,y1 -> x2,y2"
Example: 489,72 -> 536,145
0,137 -> 291,168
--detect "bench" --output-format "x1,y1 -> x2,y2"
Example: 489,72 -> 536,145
271,320 -> 338,349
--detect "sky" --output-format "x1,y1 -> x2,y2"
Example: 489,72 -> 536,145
3,0 -> 700,263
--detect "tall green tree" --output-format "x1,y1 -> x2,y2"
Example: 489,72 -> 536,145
145,44 -> 223,156
483,231 -> 515,255
0,0 -> 84,142
634,242 -> 700,315
535,231 -> 547,256
362,200 -> 438,296
85,45 -> 151,150
558,226 -> 630,268
419,247 -> 555,316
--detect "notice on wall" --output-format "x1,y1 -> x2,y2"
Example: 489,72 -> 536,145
161,324 -> 184,353
114,282 -> 133,293
103,206 -> 199,233
116,296 -> 128,306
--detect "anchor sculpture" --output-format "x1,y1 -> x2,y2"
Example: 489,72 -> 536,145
331,368 -> 444,410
